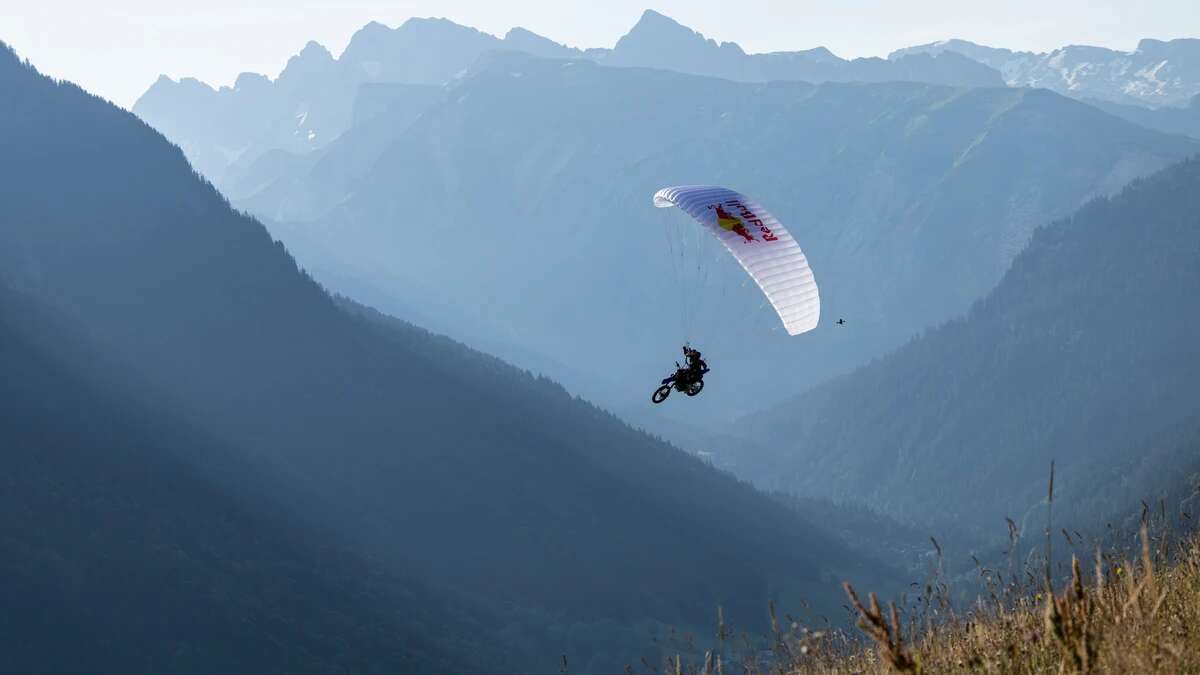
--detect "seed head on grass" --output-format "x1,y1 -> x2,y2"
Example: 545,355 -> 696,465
844,581 -> 919,673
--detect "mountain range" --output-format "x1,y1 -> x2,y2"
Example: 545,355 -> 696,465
135,11 -> 1200,198
230,50 -> 1195,428
0,43 -> 890,673
133,10 -> 1005,190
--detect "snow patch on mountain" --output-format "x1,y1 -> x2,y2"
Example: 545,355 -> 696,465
892,38 -> 1200,107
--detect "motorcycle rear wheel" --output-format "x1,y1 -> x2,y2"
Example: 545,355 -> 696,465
686,379 -> 704,396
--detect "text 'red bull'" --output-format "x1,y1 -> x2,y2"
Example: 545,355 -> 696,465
714,200 -> 778,243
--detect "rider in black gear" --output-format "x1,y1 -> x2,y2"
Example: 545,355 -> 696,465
682,346 -> 708,381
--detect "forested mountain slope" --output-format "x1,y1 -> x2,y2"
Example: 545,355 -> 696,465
738,156 -> 1200,535
0,283 -> 500,674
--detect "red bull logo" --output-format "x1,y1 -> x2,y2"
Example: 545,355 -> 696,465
714,204 -> 756,242
710,200 -> 779,244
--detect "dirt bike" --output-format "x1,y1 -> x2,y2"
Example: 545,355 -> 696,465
651,362 -> 707,403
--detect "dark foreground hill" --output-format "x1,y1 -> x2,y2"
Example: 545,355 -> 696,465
0,285 -> 499,674
735,156 -> 1200,537
0,44 -> 881,673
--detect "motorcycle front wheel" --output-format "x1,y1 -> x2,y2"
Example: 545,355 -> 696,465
652,385 -> 671,404
686,379 -> 704,396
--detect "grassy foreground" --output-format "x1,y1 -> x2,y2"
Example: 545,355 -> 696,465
780,530 -> 1198,674
637,528 -> 1199,674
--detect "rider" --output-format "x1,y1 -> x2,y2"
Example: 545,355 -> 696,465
682,345 -> 708,381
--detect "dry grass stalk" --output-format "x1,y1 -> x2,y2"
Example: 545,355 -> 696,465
1044,556 -> 1099,672
843,582 -> 920,673
713,533 -> 1200,675
626,525 -> 1198,675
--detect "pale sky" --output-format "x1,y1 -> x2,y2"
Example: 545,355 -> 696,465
3,0 -> 1198,108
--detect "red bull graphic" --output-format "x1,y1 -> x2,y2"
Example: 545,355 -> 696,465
711,200 -> 779,244
714,204 -> 755,242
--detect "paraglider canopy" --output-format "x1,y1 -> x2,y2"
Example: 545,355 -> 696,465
653,186 -> 820,336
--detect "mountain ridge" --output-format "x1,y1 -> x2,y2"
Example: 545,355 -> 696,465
600,9 -> 1003,87
135,10 -> 1200,186
133,10 -> 1005,189
891,37 -> 1200,107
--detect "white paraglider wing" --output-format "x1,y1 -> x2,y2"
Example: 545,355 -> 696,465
653,186 -> 819,335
